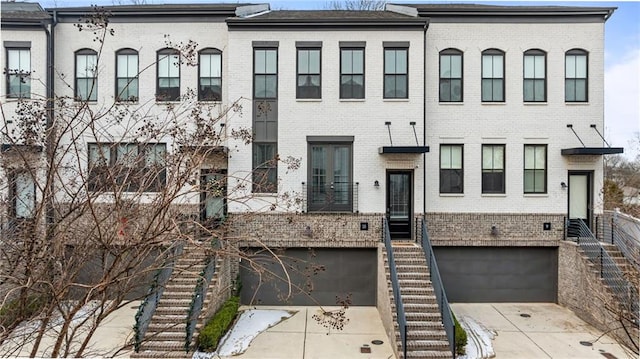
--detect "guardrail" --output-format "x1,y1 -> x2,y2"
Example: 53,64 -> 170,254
185,240 -> 218,352
134,241 -> 184,352
420,218 -> 456,357
301,182 -> 359,213
599,210 -> 640,272
382,218 -> 407,358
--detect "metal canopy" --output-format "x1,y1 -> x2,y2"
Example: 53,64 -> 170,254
561,147 -> 624,156
379,146 -> 430,154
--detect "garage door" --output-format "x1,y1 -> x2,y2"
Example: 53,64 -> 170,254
239,248 -> 377,306
434,247 -> 558,302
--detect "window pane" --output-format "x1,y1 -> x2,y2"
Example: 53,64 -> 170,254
341,50 -> 352,74
450,79 -> 462,101
211,53 -> 221,77
524,79 -> 533,101
168,54 -> 179,77
493,79 -> 503,101
451,146 -> 462,169
482,146 -> 493,169
524,145 -> 535,168
298,50 -> 309,73
8,50 -> 21,71
494,56 -> 503,78
535,146 -> 545,169
385,50 -> 396,74
395,75 -> 407,98
255,50 -> 266,73
524,171 -> 535,192
565,80 -> 575,101
534,56 -> 544,78
200,54 -> 212,77
439,80 -> 451,101
352,50 -> 363,74
396,50 -> 407,73
15,172 -> 35,218
576,55 -> 587,77
440,55 -> 451,77
450,55 -> 461,78
309,50 -> 320,73
575,79 -> 586,101
524,56 -> 534,78
128,55 -> 138,77
482,55 -> 493,77
76,55 -> 87,77
494,147 -> 504,169
482,79 -> 492,101
534,79 -> 545,101
534,171 -> 545,192
265,50 -> 277,73
158,55 -> 169,77
384,75 -> 396,97
441,146 -> 451,169
566,55 -> 576,78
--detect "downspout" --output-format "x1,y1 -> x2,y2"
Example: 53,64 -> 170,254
422,20 -> 429,215
42,11 -> 57,239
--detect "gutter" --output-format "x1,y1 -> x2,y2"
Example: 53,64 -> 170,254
422,20 -> 429,215
42,10 -> 57,235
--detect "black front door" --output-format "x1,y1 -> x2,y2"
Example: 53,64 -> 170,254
200,169 -> 226,229
387,171 -> 412,239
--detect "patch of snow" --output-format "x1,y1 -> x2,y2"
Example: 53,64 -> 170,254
457,316 -> 496,359
193,309 -> 296,359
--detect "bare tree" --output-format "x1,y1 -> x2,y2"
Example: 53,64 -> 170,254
326,0 -> 386,11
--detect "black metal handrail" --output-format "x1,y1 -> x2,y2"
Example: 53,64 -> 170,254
420,218 -> 456,357
599,211 -> 640,273
301,182 -> 359,213
566,219 -> 639,325
185,241 -> 218,352
382,218 -> 407,358
134,241 -> 184,351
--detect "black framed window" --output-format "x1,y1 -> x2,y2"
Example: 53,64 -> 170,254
199,48 -> 222,101
156,48 -> 180,101
116,48 -> 138,101
439,49 -> 463,102
253,47 -> 278,193
340,48 -> 364,99
8,170 -> 35,219
75,49 -> 98,101
481,49 -> 504,102
254,48 -> 277,99
482,144 -> 505,194
565,49 -> 588,102
523,49 -> 546,102
308,141 -> 353,212
384,48 -> 408,99
524,144 -> 547,193
87,142 -> 166,192
6,48 -> 31,98
440,144 -> 463,193
297,47 -> 321,99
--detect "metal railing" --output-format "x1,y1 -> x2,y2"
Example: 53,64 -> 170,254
599,211 -> 640,273
301,182 -> 359,213
420,218 -> 456,357
185,241 -> 218,352
134,241 -> 184,351
382,218 -> 407,359
566,219 -> 639,325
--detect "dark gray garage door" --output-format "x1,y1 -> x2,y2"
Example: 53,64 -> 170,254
434,247 -> 558,302
240,248 -> 377,306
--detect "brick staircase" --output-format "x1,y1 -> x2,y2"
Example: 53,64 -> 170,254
600,243 -> 640,284
132,244 -> 215,359
386,243 -> 453,359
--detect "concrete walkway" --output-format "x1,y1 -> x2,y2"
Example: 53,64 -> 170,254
452,303 -> 636,359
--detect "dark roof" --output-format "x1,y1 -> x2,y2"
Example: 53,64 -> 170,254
1,1 -> 51,22
227,10 -> 427,27
48,3 -> 254,17
394,3 -> 616,19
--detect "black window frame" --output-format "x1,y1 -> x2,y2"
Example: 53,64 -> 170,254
5,46 -> 31,99
482,144 -> 505,194
156,48 -> 180,102
115,48 -> 139,102
439,144 -> 464,194
481,49 -> 504,102
75,48 -> 98,102
340,47 -> 365,99
198,48 -> 222,101
307,138 -> 354,212
439,48 -> 463,102
383,47 -> 408,99
524,144 -> 547,194
296,46 -> 321,99
565,49 -> 588,102
523,49 -> 547,102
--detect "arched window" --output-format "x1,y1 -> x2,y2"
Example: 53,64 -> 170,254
198,48 -> 222,101
115,48 -> 138,101
75,48 -> 98,101
481,49 -> 504,102
439,48 -> 463,102
156,48 -> 180,101
523,49 -> 546,102
565,49 -> 588,102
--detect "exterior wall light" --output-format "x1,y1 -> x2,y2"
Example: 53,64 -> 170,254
374,180 -> 380,187
561,182 -> 568,189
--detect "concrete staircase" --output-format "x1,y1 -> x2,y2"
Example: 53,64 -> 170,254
386,243 -> 452,359
132,244 -> 214,359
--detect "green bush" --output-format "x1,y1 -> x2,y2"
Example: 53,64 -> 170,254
0,294 -> 48,329
453,313 -> 468,355
197,295 -> 240,352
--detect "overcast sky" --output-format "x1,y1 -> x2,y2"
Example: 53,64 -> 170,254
15,0 -> 640,159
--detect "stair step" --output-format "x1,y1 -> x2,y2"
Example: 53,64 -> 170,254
399,287 -> 435,295
397,264 -> 429,271
132,351 -> 193,358
405,312 -> 443,322
402,296 -> 439,305
163,292 -> 196,299
138,341 -> 189,352
148,322 -> 188,331
398,330 -> 447,341
406,339 -> 450,349
165,284 -> 197,292
155,307 -> 189,315
399,350 -> 453,359
397,279 -> 432,286
143,332 -> 187,341
151,315 -> 187,323
157,299 -> 192,307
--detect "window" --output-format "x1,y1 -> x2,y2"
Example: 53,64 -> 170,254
565,49 -> 588,102
340,47 -> 364,99
308,140 -> 353,212
75,49 -> 98,101
156,48 -> 180,101
297,47 -> 321,99
384,48 -> 408,99
253,47 -> 278,193
524,145 -> 547,193
439,49 -> 462,102
482,144 -> 505,194
6,48 -> 31,98
116,49 -> 138,101
481,49 -> 504,102
88,143 -> 166,192
523,49 -> 546,102
440,145 -> 463,194
9,170 -> 35,219
199,48 -> 222,101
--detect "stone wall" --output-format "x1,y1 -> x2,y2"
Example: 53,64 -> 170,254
426,212 -> 564,246
228,212 -> 383,248
376,244 -> 398,358
203,254 -> 233,322
558,241 -> 639,352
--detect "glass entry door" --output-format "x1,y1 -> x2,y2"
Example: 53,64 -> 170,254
200,169 -> 226,229
387,171 -> 412,239
568,171 -> 592,236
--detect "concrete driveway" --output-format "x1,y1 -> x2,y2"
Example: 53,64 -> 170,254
451,303 -> 636,359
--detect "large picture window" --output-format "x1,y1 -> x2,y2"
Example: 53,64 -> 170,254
439,49 -> 463,102
116,48 -> 138,101
308,140 -> 353,212
481,49 -> 504,102
6,48 -> 31,98
440,144 -> 463,194
340,47 -> 364,99
253,47 -> 278,193
482,144 -> 505,194
524,145 -> 547,193
156,48 -> 180,101
75,49 -> 98,101
523,49 -> 546,102
297,47 -> 321,99
199,48 -> 222,101
565,49 -> 588,102
384,48 -> 408,99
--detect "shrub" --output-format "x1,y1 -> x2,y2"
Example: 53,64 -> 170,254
197,295 -> 240,352
0,294 -> 48,329
453,313 -> 468,355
